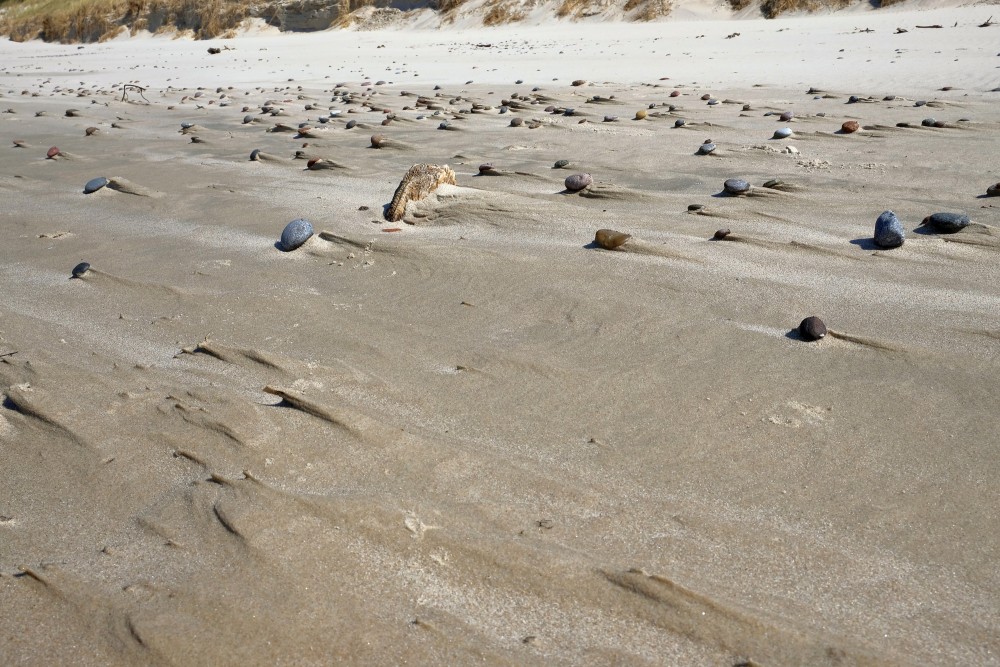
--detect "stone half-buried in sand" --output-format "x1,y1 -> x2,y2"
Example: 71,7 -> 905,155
594,229 -> 631,250
384,164 -> 457,223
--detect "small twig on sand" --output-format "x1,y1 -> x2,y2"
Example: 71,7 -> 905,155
895,27 -> 908,34
915,24 -> 944,28
980,16 -> 995,27
0,351 -> 18,359
121,84 -> 149,103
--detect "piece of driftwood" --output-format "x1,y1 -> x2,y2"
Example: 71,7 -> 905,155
980,16 -> 995,27
915,24 -> 943,28
121,84 -> 148,103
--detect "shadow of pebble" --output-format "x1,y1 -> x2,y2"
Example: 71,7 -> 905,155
785,328 -> 808,342
849,237 -> 882,250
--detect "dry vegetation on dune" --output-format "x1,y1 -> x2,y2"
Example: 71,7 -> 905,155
0,0 -> 255,41
0,0 -> 913,40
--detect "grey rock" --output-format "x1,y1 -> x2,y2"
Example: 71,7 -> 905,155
83,176 -> 109,194
874,210 -> 905,248
564,173 -> 593,191
773,127 -> 793,139
280,218 -> 314,251
553,159 -> 569,169
674,119 -> 686,127
723,178 -> 750,195
71,261 -> 90,278
697,143 -> 716,155
923,212 -> 970,233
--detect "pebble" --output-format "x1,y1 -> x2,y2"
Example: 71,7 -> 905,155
83,176 -> 109,193
713,228 -> 731,240
565,173 -> 593,191
46,146 -> 60,158
603,115 -> 618,122
688,204 -> 704,211
85,127 -> 98,136
779,111 -> 794,122
874,210 -> 905,248
723,178 -> 751,195
345,119 -> 357,129
250,148 -> 261,160
674,119 -> 686,127
707,99 -> 719,106
71,261 -> 91,278
280,218 -> 314,251
594,229 -> 631,249
670,90 -> 680,97
697,143 -> 716,155
634,109 -> 647,120
478,163 -> 498,174
921,118 -> 937,127
553,159 -> 569,169
510,117 -> 524,127
243,114 -> 254,124
915,100 -> 927,107
798,316 -> 827,341
370,134 -> 386,148
922,212 -> 970,233
848,96 -> 859,104
841,120 -> 860,133
987,183 -> 1000,197
773,127 -> 793,139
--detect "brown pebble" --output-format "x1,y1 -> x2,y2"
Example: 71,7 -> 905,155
713,228 -> 731,240
841,120 -> 860,133
670,90 -> 680,97
571,79 -> 587,86
46,146 -> 60,158
635,109 -> 647,120
565,173 -> 593,191
370,134 -> 386,148
798,316 -> 827,341
700,93 -> 711,101
85,127 -> 98,136
594,229 -> 631,249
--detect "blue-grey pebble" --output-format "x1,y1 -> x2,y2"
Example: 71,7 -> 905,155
250,148 -> 261,161
923,212 -> 970,233
345,119 -> 357,129
723,178 -> 750,195
874,210 -> 905,248
71,261 -> 90,278
181,121 -> 193,129
674,119 -> 686,127
773,127 -> 793,139
915,100 -> 927,107
697,143 -> 716,155
848,96 -> 859,104
280,218 -> 314,251
921,118 -> 937,127
243,114 -> 254,124
84,176 -> 109,194
707,99 -> 719,106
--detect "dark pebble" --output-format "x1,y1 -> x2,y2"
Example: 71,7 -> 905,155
921,118 -> 937,127
510,117 -> 524,127
565,173 -> 593,191
46,146 -> 60,158
713,228 -> 730,240
688,204 -> 704,211
779,111 -> 794,122
874,210 -> 904,248
553,159 -> 569,169
603,115 -> 618,122
250,148 -> 261,161
922,212 -> 970,233
798,316 -> 827,341
345,119 -> 357,129
915,100 -> 927,107
71,261 -> 91,278
280,218 -> 314,251
723,178 -> 750,195
83,176 -> 109,194
697,143 -> 716,155
674,119 -> 685,127
987,183 -> 1000,197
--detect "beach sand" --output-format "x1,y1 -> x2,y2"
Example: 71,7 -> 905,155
1,6 -> 999,665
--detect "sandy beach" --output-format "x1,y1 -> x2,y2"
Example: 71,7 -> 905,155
1,5 -> 999,665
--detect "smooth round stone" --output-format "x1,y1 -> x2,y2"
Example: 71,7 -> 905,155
773,127 -> 793,139
594,229 -> 631,250
921,118 -> 937,127
915,100 -> 927,107
670,90 -> 680,97
438,121 -> 450,129
370,134 -> 386,147
83,176 -> 108,193
510,117 -> 524,127
779,111 -> 794,122
841,120 -> 860,133
987,183 -> 1000,197
798,316 -> 827,341
243,114 -> 254,124
499,106 -> 508,114
697,143 -> 716,155
634,109 -> 647,120
707,99 -> 719,106
923,212 -> 970,233
688,204 -> 704,211
700,94 -> 711,101
249,148 -> 261,161
345,119 -> 357,129
280,218 -> 314,251
71,261 -> 91,278
723,178 -> 750,195
674,119 -> 686,127
180,122 -> 193,129
713,228 -> 731,240
848,96 -> 859,104
553,159 -> 569,169
565,173 -> 593,191
874,210 -> 905,248
884,95 -> 896,101
46,146 -> 60,158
